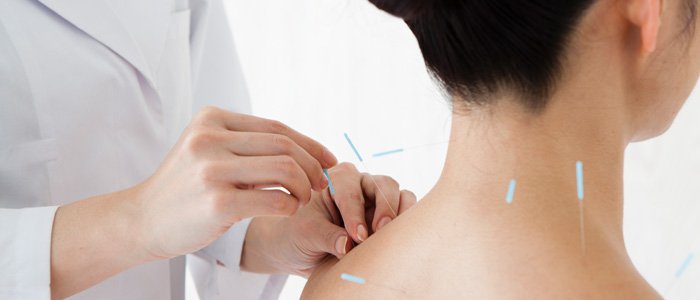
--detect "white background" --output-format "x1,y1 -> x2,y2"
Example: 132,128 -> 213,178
194,0 -> 699,298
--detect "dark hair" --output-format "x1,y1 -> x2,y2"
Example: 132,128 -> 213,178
370,0 -> 696,111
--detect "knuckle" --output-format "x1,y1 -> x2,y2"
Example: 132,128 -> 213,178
184,126 -> 217,153
335,162 -> 358,174
401,190 -> 418,207
266,120 -> 289,134
195,106 -> 220,121
403,190 -> 417,199
377,176 -> 399,189
299,188 -> 312,203
275,156 -> 298,177
344,190 -> 364,203
324,230 -> 340,247
311,159 -> 323,175
268,193 -> 293,215
272,135 -> 294,153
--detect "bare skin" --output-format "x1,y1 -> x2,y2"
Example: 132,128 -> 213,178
49,107 -> 416,299
303,0 -> 700,298
50,107 -> 339,299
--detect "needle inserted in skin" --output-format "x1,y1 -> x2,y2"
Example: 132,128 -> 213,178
340,273 -> 406,294
506,179 -> 516,204
360,161 -> 397,218
576,161 -> 585,256
340,273 -> 365,284
344,133 -> 398,218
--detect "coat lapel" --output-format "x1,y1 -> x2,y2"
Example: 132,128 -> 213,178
38,0 -> 172,90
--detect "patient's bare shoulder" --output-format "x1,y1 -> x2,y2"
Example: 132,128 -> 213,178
301,235 -> 411,299
301,200 -> 663,300
300,257 -> 342,299
301,210 -> 433,299
302,251 -> 407,299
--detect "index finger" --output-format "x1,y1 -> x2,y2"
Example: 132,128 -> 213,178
200,107 -> 338,168
327,163 -> 368,244
360,174 -> 401,232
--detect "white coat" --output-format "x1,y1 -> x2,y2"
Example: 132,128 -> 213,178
0,0 -> 286,299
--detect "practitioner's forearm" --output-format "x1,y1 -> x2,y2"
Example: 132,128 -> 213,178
50,186 -> 152,299
47,107 -> 342,298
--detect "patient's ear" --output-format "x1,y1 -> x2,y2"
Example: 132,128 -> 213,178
620,0 -> 663,55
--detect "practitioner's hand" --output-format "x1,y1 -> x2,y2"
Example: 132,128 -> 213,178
241,163 -> 417,277
131,106 -> 337,261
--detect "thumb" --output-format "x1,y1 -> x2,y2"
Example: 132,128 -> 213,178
313,222 -> 353,259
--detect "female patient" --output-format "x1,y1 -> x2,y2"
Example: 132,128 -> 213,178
303,0 -> 700,298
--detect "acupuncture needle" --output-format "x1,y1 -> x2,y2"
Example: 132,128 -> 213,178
344,133 -> 398,218
576,161 -> 585,256
506,179 -> 516,204
340,273 -> 406,294
664,252 -> 695,295
371,140 -> 451,158
323,169 -> 335,195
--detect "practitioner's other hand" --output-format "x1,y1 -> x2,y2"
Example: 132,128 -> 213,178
241,162 -> 417,277
132,106 -> 336,261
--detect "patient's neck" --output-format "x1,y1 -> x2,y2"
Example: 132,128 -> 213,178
427,95 -> 630,253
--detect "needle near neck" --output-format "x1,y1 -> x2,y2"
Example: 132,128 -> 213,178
425,92 -> 629,255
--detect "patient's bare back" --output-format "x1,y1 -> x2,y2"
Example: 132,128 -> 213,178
302,199 -> 659,299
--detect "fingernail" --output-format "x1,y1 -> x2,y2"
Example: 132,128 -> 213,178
335,236 -> 348,255
323,148 -> 338,166
377,217 -> 392,231
357,224 -> 368,242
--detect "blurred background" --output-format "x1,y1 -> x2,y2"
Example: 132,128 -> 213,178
192,0 -> 700,298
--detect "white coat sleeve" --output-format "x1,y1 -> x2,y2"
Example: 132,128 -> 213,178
0,206 -> 58,300
188,220 -> 287,300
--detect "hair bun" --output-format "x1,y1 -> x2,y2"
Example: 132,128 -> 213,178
369,0 -> 432,20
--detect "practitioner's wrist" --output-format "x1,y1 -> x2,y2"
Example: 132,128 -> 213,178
119,184 -> 161,265
241,216 -> 284,274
